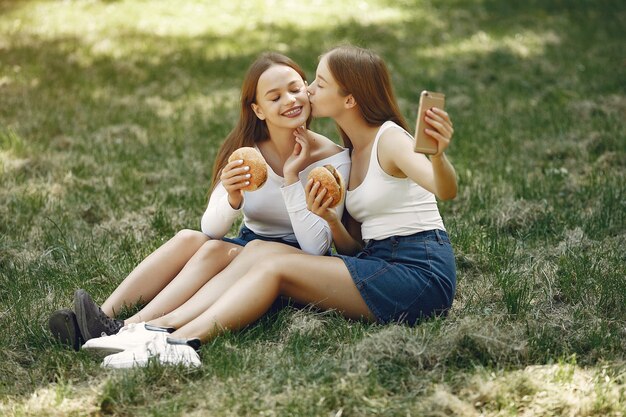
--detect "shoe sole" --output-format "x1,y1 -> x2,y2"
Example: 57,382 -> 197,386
101,341 -> 201,369
83,345 -> 125,355
48,309 -> 83,351
102,353 -> 150,369
102,355 -> 200,369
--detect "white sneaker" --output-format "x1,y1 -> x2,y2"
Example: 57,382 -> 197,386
101,337 -> 201,369
82,322 -> 170,355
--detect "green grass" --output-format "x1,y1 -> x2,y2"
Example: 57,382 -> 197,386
1,0 -> 625,415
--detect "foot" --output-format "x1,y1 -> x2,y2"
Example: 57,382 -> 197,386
101,337 -> 202,369
82,322 -> 173,355
73,289 -> 123,341
48,309 -> 84,351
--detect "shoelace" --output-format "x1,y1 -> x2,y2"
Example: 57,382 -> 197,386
95,305 -> 122,333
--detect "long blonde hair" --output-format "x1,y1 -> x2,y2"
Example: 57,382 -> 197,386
323,45 -> 409,149
210,53 -> 311,190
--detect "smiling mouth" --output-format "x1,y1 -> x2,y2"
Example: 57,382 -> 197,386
282,106 -> 303,118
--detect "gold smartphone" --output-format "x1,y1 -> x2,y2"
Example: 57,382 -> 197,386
414,90 -> 445,154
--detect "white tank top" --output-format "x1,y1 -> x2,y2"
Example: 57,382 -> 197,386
346,121 -> 445,241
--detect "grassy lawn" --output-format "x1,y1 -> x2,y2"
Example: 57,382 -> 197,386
1,0 -> 625,415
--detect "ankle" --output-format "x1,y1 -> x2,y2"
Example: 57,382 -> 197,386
150,316 -> 178,330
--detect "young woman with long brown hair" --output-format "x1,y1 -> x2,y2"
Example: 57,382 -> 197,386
48,52 -> 350,353
95,44 -> 458,368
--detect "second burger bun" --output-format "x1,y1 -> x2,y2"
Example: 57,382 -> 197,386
228,147 -> 268,191
307,164 -> 345,208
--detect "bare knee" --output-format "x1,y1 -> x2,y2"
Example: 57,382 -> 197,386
196,239 -> 240,261
244,239 -> 276,251
174,229 -> 209,247
255,256 -> 281,273
243,239 -> 298,256
251,255 -> 287,288
255,255 -> 312,296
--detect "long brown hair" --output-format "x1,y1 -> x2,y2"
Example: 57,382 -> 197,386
210,52 -> 310,190
323,45 -> 409,149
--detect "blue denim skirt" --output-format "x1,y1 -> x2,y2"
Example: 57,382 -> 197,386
334,229 -> 456,325
222,225 -> 301,249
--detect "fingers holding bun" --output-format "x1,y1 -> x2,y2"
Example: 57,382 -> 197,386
307,164 -> 345,208
228,147 -> 268,191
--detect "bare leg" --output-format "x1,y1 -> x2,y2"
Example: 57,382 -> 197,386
170,253 -> 375,342
123,240 -> 244,324
149,240 -> 304,329
101,229 -> 209,317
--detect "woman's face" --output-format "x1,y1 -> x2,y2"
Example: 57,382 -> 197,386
307,55 -> 345,118
252,64 -> 310,130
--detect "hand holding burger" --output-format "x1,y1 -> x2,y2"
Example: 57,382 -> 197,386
306,164 -> 345,209
227,147 -> 268,192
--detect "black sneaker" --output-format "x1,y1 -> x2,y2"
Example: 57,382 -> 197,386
48,309 -> 84,351
73,289 -> 124,341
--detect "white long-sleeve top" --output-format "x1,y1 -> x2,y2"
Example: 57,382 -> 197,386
201,148 -> 350,255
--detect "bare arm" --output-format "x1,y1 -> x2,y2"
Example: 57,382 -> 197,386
378,108 -> 457,200
429,153 -> 457,201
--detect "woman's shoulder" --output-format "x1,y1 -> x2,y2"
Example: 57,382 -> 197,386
377,122 -> 413,151
308,130 -> 340,147
308,130 -> 348,159
378,121 -> 412,140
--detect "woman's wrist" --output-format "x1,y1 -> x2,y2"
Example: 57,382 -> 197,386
326,215 -> 344,231
430,153 -> 446,163
228,194 -> 243,209
283,173 -> 299,186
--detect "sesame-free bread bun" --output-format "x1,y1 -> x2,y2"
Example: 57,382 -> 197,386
307,164 -> 345,208
228,147 -> 268,191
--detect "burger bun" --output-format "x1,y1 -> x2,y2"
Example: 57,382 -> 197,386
307,165 -> 345,208
228,147 -> 268,191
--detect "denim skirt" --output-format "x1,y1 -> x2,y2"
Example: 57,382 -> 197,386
334,229 -> 456,325
222,225 -> 301,249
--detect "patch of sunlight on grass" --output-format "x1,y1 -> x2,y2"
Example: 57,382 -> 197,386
0,383 -> 101,417
420,29 -> 562,60
472,363 -> 624,416
417,363 -> 626,416
145,88 -> 240,122
6,0 -> 407,36
179,89 -> 240,119
1,0 -> 414,61
1,128 -> 31,176
0,151 -> 29,175
91,85 -> 239,122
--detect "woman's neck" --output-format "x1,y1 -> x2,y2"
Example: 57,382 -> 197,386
335,112 -> 381,151
260,125 -> 296,168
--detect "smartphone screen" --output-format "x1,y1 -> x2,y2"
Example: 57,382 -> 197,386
414,91 -> 445,154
